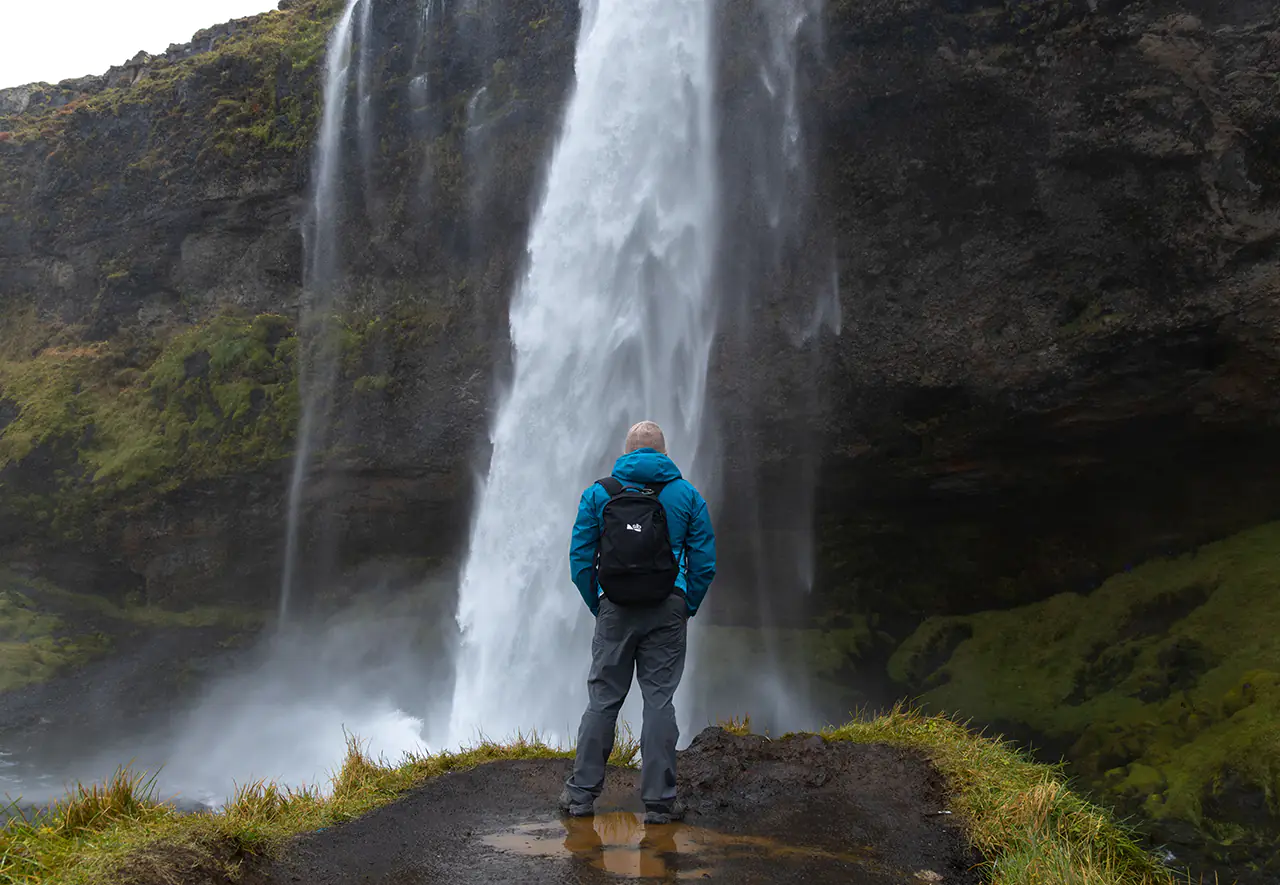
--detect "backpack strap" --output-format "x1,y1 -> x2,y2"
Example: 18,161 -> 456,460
596,477 -> 625,497
598,477 -> 673,497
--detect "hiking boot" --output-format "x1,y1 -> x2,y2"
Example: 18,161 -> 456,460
557,788 -> 594,818
643,800 -> 686,825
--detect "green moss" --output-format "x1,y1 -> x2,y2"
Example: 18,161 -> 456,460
10,573 -> 264,633
0,293 -> 464,542
353,373 -> 392,394
0,312 -> 299,532
890,521 -> 1280,853
0,0 -> 343,178
0,568 -> 262,693
0,588 -> 111,692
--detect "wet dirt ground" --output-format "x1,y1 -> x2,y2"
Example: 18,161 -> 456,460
263,728 -> 983,884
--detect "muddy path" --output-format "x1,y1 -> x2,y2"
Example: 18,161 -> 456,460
261,728 -> 982,884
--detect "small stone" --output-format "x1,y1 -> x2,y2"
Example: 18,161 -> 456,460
915,872 -> 944,883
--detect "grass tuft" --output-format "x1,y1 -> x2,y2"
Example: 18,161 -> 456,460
609,721 -> 641,767
716,714 -> 753,736
55,769 -> 162,838
826,704 -> 1183,885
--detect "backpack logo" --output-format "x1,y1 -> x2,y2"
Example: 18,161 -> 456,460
626,524 -> 643,533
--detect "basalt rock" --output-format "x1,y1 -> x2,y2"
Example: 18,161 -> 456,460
2,0 -> 1279,874
797,0 -> 1280,621
0,0 -> 1276,627
0,0 -> 579,605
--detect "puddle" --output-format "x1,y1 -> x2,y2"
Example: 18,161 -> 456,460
480,812 -> 875,880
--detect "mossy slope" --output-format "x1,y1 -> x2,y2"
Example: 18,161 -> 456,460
0,567 -> 259,693
0,0 -> 343,168
0,311 -> 298,536
890,521 -> 1280,871
0,584 -> 108,694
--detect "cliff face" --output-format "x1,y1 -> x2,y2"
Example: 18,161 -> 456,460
2,0 -> 1280,871
0,0 -> 580,604
3,0 -> 1275,614
803,0 -> 1280,621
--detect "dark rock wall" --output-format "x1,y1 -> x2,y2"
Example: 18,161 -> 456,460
805,0 -> 1280,620
0,0 -> 1277,625
0,0 -> 579,605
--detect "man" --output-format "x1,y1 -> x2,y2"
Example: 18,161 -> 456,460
560,420 -> 717,824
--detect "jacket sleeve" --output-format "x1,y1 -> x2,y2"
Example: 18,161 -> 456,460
683,490 -> 717,616
569,485 -> 602,614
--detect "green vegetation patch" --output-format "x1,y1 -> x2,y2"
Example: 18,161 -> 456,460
1,570 -> 264,633
0,568 -> 262,693
889,521 -> 1280,857
0,312 -> 299,532
0,587 -> 109,693
0,295 -> 466,541
0,0 -> 345,151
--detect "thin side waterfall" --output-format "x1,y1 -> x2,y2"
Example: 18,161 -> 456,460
356,0 -> 377,180
445,0 -> 718,745
280,0 -> 364,621
762,0 -> 824,236
689,0 -> 835,734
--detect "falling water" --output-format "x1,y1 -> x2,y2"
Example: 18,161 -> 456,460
356,0 -> 377,178
445,0 -> 718,745
683,0 -> 834,734
280,0 -> 364,620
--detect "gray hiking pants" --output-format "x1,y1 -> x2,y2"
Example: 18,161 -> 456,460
565,592 -> 688,810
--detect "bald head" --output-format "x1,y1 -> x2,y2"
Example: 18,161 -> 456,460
624,421 -> 666,454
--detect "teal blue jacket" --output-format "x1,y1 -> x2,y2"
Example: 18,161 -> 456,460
568,449 -> 716,616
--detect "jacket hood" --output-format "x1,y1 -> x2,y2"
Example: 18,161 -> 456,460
612,448 -> 683,485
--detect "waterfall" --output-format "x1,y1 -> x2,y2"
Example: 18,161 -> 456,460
356,0 -> 377,179
445,0 -> 718,745
682,0 -> 834,734
280,0 -> 364,620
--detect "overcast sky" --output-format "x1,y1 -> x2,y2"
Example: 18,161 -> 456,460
2,0 -> 282,90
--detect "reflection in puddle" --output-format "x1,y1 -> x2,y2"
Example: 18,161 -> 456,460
481,812 -> 873,880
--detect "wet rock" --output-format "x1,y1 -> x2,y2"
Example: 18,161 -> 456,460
2,0 -> 1279,622
261,729 -> 982,885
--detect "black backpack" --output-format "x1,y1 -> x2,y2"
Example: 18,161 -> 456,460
594,477 -> 680,606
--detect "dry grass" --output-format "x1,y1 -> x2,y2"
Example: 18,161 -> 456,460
826,704 -> 1189,885
715,714 -> 753,736
53,769 -> 163,838
0,731 -> 580,885
609,720 -> 642,768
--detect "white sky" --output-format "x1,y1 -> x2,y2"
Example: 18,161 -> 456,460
1,0 -> 282,90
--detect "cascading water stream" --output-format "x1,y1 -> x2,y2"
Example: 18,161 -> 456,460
356,0 -> 377,182
683,0 -> 835,735
445,0 -> 718,746
280,0 -> 364,620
